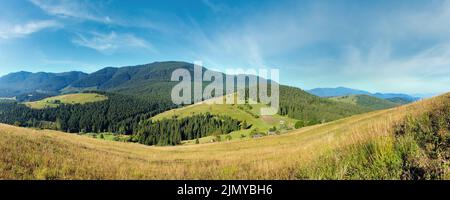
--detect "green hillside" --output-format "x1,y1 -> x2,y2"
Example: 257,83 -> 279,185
151,86 -> 374,145
328,94 -> 400,111
152,85 -> 378,144
152,97 -> 297,144
24,93 -> 108,109
279,86 -> 372,124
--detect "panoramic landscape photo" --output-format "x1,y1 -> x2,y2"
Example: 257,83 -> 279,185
0,0 -> 449,180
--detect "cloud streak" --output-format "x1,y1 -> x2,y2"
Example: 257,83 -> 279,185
71,31 -> 155,54
29,0 -> 112,24
0,20 -> 60,39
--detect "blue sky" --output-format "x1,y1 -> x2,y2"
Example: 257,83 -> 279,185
0,0 -> 450,94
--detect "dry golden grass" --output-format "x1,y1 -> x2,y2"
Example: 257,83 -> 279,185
0,93 -> 448,180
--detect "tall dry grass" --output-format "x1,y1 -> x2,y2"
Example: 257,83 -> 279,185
0,94 -> 448,179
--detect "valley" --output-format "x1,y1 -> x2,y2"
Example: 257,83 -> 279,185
0,61 -> 447,180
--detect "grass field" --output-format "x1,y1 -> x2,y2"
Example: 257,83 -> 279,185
24,93 -> 108,109
1,93 -> 448,180
152,98 -> 297,144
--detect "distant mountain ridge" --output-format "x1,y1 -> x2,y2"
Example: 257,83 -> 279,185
0,61 -> 260,100
0,71 -> 87,97
307,87 -> 420,103
0,62 -> 199,98
67,61 -> 197,92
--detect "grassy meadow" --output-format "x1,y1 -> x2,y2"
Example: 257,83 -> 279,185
0,93 -> 448,180
152,99 -> 297,144
24,93 -> 108,109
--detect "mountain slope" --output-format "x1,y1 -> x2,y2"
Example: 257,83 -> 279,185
65,61 -> 194,94
328,94 -> 400,110
0,71 -> 87,97
1,92 -> 447,179
279,86 -> 372,124
69,62 -> 189,89
62,61 -> 210,105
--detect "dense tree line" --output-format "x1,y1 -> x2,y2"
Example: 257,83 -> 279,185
0,92 -> 175,134
0,102 -> 46,125
135,113 -> 241,146
278,86 -> 370,125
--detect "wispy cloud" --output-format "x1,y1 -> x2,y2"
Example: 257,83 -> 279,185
182,2 -> 326,68
337,41 -> 450,91
202,0 -> 228,13
191,0 -> 450,94
29,0 -> 112,24
71,31 -> 155,54
29,0 -> 172,32
0,20 -> 60,39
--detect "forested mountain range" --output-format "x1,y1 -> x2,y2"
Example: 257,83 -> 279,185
1,62 -> 418,104
0,61 -> 407,146
0,61 -> 377,122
